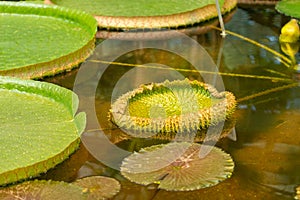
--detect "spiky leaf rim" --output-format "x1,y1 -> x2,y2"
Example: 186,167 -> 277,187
110,79 -> 236,137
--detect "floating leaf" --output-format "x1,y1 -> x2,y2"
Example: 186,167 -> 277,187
276,0 -> 300,19
73,176 -> 121,199
109,79 -> 236,139
0,76 -> 86,186
121,142 -> 234,191
0,180 -> 86,200
49,0 -> 237,29
0,1 -> 97,79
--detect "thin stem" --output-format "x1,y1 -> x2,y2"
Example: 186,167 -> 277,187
90,60 -> 293,83
215,0 -> 226,37
210,25 -> 292,66
237,82 -> 298,103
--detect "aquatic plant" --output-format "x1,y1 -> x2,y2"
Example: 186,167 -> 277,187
121,142 -> 234,191
276,0 -> 300,19
73,176 -> 121,199
0,176 -> 120,199
0,76 -> 86,186
0,180 -> 86,200
0,1 -> 97,79
278,19 -> 300,69
48,0 -> 237,29
109,79 -> 236,138
279,19 -> 300,43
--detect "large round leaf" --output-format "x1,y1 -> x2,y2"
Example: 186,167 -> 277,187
49,0 -> 237,29
0,2 -> 97,79
0,76 -> 86,186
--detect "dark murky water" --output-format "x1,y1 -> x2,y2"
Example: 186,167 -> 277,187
44,5 -> 300,200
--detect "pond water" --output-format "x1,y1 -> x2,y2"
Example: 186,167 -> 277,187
44,4 -> 300,200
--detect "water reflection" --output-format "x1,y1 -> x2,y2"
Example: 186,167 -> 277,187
44,5 -> 300,200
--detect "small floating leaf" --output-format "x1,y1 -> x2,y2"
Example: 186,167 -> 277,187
0,76 -> 86,186
0,180 -> 86,200
73,176 -> 121,199
109,79 -> 236,139
121,142 -> 234,191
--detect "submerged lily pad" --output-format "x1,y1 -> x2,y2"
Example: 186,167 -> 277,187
0,180 -> 86,200
0,76 -> 86,186
0,2 -> 97,79
121,142 -> 234,191
0,176 -> 121,199
49,0 -> 237,29
276,0 -> 300,19
73,176 -> 121,199
110,79 -> 236,138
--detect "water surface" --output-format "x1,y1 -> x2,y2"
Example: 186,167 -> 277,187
44,5 -> 300,200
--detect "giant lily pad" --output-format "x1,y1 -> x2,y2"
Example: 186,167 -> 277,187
0,2 -> 97,79
121,142 -> 234,191
109,79 -> 236,138
0,76 -> 86,186
48,0 -> 237,29
276,0 -> 300,19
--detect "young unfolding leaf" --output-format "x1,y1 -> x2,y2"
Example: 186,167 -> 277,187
110,79 -> 236,139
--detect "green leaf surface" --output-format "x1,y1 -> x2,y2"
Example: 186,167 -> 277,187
0,76 -> 86,186
51,0 -> 225,16
0,2 -> 97,79
276,0 -> 300,19
49,0 -> 237,29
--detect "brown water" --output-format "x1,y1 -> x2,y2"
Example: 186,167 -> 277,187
44,5 -> 300,200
